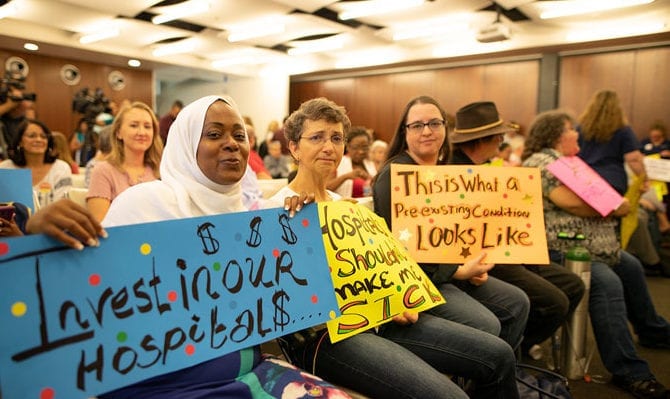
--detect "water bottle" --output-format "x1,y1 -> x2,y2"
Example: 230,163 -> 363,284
559,232 -> 591,380
362,180 -> 372,197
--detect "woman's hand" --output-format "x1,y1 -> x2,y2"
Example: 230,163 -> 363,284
452,252 -> 494,282
468,272 -> 489,286
611,198 -> 631,218
392,310 -> 419,325
0,217 -> 23,237
25,199 -> 107,250
349,169 -> 369,180
283,192 -> 316,217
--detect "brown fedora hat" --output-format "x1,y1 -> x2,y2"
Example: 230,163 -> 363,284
450,101 -> 514,144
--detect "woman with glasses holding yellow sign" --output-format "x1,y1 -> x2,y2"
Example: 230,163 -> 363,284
267,97 -> 521,399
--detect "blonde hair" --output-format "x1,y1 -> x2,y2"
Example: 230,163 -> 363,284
107,101 -> 163,177
579,89 -> 628,142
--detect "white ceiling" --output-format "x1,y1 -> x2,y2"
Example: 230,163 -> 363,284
0,0 -> 669,83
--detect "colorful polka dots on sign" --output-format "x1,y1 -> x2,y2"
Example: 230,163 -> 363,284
167,290 -> 178,302
11,301 -> 27,317
140,243 -> 151,255
0,241 -> 9,256
89,273 -> 101,286
40,387 -> 55,399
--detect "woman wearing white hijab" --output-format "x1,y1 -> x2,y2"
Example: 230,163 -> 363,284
101,95 -> 351,399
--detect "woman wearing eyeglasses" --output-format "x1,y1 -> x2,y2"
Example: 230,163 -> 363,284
268,97 -> 526,399
326,125 -> 376,198
373,95 -> 527,398
0,119 -> 73,209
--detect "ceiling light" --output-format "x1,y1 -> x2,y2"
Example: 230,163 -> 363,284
339,0 -> 425,20
0,1 -> 19,20
23,43 -> 39,51
227,23 -> 285,42
152,0 -> 210,25
152,40 -> 196,57
128,59 -> 141,67
79,28 -> 120,44
566,21 -> 665,41
538,0 -> 654,19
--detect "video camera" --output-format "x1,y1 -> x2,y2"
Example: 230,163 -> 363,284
0,71 -> 37,103
72,87 -> 111,125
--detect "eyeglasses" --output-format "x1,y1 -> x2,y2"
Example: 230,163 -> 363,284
405,119 -> 446,134
300,132 -> 345,146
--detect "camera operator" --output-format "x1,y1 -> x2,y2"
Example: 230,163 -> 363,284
0,86 -> 35,160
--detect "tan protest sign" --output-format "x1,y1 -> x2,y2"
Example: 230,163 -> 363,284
318,201 -> 445,343
390,164 -> 548,264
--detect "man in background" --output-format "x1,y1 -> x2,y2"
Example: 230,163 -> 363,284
158,100 -> 183,144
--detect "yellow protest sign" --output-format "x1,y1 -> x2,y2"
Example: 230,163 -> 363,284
621,174 -> 644,249
318,201 -> 445,343
390,164 -> 548,264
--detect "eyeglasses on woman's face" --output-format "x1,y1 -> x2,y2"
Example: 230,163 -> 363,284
300,132 -> 345,146
405,119 -> 446,134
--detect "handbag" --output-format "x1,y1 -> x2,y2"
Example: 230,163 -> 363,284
516,363 -> 573,399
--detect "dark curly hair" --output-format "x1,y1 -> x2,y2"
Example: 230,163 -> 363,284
9,118 -> 56,166
521,110 -> 575,161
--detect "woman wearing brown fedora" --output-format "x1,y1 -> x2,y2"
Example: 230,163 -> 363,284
449,101 -> 586,363
374,95 -> 528,398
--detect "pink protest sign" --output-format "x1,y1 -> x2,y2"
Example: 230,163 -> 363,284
546,156 -> 623,217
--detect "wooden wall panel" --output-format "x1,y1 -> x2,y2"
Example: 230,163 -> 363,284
0,49 -> 152,139
290,60 -> 540,144
631,47 -> 670,137
559,47 -> 670,139
558,52 -> 636,121
483,61 -> 539,134
435,65 -> 486,117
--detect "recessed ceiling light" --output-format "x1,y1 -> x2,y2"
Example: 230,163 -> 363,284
23,43 -> 39,51
128,59 -> 141,67
338,0 -> 425,20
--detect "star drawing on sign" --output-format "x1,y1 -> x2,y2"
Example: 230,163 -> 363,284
398,228 -> 412,242
460,246 -> 471,258
522,194 -> 533,202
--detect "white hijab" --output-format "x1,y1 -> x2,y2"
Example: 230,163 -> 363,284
103,95 -> 246,227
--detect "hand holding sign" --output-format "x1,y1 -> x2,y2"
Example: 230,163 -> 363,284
318,201 -> 445,343
0,207 -> 339,399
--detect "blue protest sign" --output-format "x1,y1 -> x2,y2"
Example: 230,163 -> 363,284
0,205 -> 338,399
0,169 -> 34,212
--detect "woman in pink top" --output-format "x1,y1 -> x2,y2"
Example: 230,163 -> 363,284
87,101 -> 163,221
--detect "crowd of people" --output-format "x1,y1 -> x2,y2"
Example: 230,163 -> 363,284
1,88 -> 669,399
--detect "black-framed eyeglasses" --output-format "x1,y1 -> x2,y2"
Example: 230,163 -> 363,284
405,119 -> 446,134
299,132 -> 345,146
